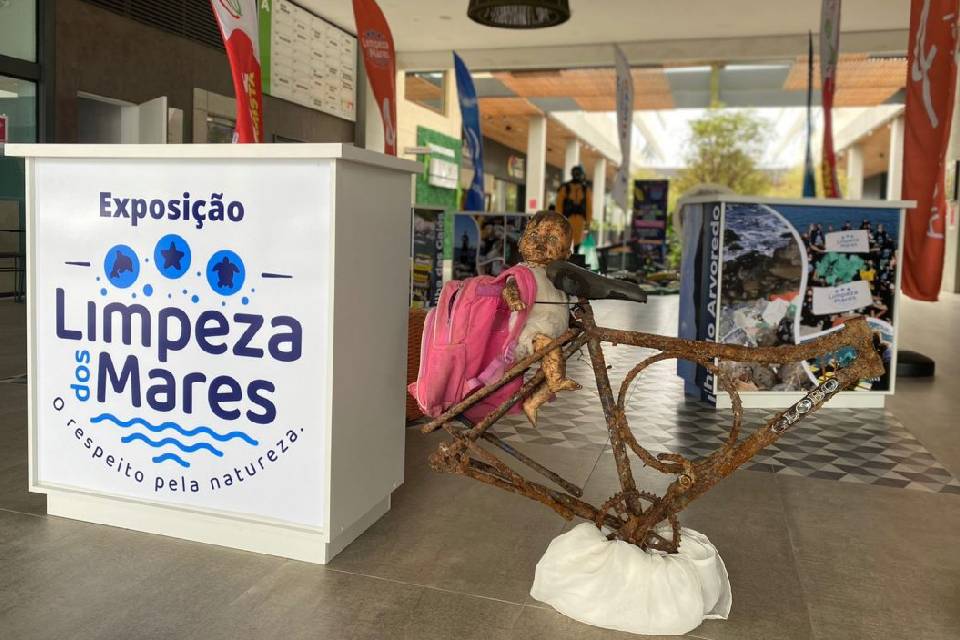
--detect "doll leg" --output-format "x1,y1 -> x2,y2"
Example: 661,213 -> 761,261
535,334 -> 581,393
522,382 -> 552,427
522,334 -> 581,426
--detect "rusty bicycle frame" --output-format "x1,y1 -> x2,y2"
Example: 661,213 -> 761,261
421,298 -> 885,553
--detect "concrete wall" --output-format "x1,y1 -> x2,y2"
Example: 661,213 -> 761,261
53,0 -> 354,144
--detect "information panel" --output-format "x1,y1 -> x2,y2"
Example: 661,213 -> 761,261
630,179 -> 669,263
679,198 -> 903,404
33,158 -> 329,527
260,0 -> 357,121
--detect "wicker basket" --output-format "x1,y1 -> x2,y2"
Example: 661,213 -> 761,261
406,308 -> 429,422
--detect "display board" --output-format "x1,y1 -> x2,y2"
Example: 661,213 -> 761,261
678,197 -> 907,407
260,0 -> 357,121
630,179 -> 669,264
453,212 -> 528,280
411,207 -> 445,308
32,157 -> 329,527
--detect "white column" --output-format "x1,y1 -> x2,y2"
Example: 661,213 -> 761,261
886,116 -> 905,200
846,144 -> 864,200
526,115 -> 547,212
592,157 -> 607,241
564,139 -> 580,180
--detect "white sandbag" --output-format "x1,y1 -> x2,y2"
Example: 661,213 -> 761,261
530,522 -> 731,636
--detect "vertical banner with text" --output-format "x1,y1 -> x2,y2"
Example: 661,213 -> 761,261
353,0 -> 397,155
454,53 -> 485,211
210,0 -> 264,143
803,32 -> 817,198
611,45 -> 634,211
902,0 -> 960,301
819,0 -> 841,198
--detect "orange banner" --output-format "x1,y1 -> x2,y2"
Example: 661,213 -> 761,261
353,0 -> 397,155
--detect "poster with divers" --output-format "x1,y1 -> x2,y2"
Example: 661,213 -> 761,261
680,199 -> 903,403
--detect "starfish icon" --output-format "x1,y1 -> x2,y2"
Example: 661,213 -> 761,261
160,241 -> 185,271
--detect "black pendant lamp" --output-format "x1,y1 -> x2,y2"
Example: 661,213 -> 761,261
467,0 -> 571,29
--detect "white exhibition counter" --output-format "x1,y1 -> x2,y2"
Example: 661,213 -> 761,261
8,143 -> 421,563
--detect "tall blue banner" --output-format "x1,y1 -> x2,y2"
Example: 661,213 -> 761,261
454,52 -> 485,211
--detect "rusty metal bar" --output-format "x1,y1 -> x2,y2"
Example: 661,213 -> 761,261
421,330 -> 583,434
446,422 -> 584,497
423,306 -> 885,553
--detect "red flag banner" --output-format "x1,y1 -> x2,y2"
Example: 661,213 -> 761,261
820,0 -> 841,198
210,0 -> 264,143
902,0 -> 960,301
353,0 -> 397,155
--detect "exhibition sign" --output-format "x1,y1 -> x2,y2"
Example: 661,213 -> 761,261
678,197 -> 907,407
32,158 -> 329,527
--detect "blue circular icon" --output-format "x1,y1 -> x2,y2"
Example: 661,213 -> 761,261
103,244 -> 140,289
154,234 -> 191,279
206,250 -> 245,296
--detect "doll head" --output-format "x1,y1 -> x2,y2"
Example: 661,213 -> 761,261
519,211 -> 572,266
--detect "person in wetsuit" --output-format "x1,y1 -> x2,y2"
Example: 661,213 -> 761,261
555,165 -> 592,252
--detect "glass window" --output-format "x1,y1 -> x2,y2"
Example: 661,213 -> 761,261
405,71 -> 445,115
0,0 -> 37,62
0,75 -> 37,143
206,115 -> 236,143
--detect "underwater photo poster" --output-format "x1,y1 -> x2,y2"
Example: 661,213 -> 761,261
714,201 -> 902,395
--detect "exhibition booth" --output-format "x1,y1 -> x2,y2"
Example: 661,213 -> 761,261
8,142 -> 420,563
679,195 -> 912,409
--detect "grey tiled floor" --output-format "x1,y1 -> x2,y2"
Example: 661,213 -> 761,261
2,296 -> 960,639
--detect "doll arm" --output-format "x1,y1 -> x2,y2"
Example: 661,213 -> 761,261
502,277 -> 526,311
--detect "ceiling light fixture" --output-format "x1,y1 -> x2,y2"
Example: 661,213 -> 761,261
467,0 -> 571,29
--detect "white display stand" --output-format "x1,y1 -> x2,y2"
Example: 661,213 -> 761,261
677,195 -> 913,410
8,143 -> 421,564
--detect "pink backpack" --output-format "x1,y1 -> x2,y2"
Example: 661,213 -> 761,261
409,265 -> 537,422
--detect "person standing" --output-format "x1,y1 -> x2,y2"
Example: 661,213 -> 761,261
555,165 -> 593,252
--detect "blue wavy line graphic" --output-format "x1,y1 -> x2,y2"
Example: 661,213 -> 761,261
153,452 -> 190,468
121,432 -> 223,457
91,413 -> 258,446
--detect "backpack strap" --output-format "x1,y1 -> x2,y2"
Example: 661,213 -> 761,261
498,264 -> 538,361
